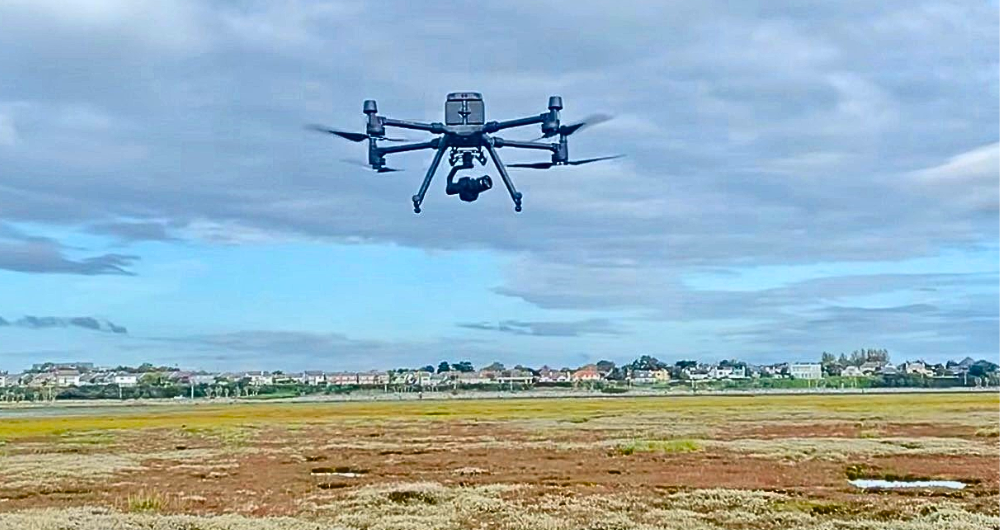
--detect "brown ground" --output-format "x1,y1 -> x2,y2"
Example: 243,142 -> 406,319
0,394 -> 997,529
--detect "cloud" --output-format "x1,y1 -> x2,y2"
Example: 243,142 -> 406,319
86,220 -> 177,242
457,318 -> 623,337
718,297 -> 998,361
0,238 -> 138,275
0,1 -> 994,364
908,142 -> 999,212
0,0 -> 992,269
5,315 -> 127,334
150,330 -> 514,371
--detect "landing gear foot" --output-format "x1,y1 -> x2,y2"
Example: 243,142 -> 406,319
514,204 -> 522,212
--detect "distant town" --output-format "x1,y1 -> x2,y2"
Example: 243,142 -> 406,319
1,348 -> 997,401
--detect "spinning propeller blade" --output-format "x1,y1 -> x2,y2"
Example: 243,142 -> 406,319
507,161 -> 556,169
508,154 -> 624,170
306,124 -> 410,142
530,113 -> 614,141
567,154 -> 625,165
340,159 -> 403,173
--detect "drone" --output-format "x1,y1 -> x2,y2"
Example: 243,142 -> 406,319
307,92 -> 622,213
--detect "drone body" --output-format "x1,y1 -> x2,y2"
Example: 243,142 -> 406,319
309,93 -> 620,213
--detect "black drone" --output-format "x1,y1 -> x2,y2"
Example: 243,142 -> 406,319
307,92 -> 622,213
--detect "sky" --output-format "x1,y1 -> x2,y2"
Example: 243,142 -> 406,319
0,1 -> 997,372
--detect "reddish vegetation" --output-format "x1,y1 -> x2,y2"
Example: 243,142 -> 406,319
1,417 -> 996,518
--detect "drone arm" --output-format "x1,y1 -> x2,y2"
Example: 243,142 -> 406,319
483,140 -> 523,212
484,114 -> 547,133
492,137 -> 558,152
411,140 -> 449,213
381,117 -> 444,134
377,139 -> 440,155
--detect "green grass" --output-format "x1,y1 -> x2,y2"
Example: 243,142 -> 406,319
974,425 -> 999,438
126,491 -> 164,513
0,393 -> 994,440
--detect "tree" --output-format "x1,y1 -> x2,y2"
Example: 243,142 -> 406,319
482,362 -> 505,372
596,360 -> 616,373
969,360 -> 998,378
420,365 -> 435,374
452,361 -> 475,373
628,355 -> 667,371
437,361 -> 451,374
514,364 -> 538,375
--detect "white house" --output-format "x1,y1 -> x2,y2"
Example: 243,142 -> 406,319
357,371 -> 389,386
709,366 -> 747,380
327,372 -> 358,385
900,361 -> 932,376
629,370 -> 657,384
55,370 -> 81,387
789,363 -> 822,380
537,366 -> 571,383
114,374 -> 138,387
841,366 -> 863,377
496,369 -> 534,385
243,371 -> 273,386
304,371 -> 326,385
456,372 -> 490,385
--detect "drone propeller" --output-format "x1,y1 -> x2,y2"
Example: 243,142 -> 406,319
306,124 -> 410,142
531,113 -> 613,141
340,158 -> 403,173
508,154 -> 624,170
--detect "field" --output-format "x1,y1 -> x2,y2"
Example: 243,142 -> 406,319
0,393 -> 997,529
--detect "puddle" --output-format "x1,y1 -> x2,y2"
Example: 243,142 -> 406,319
849,479 -> 966,490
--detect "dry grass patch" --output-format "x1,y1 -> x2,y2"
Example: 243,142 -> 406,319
709,437 -> 994,461
615,439 -> 701,455
0,452 -> 142,489
0,507 -> 332,530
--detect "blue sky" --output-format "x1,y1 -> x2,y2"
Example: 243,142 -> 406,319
0,1 -> 997,372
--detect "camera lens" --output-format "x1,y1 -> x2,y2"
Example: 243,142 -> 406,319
477,176 -> 493,191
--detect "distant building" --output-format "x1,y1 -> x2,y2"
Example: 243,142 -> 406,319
709,365 -> 747,380
879,363 -> 899,376
537,366 -> 571,383
190,374 -> 216,385
457,372 -> 490,385
327,372 -> 358,386
496,369 -> 534,385
789,363 -> 822,380
572,365 -> 602,382
841,366 -> 863,377
900,361 -> 932,376
653,369 -> 671,382
55,370 -> 81,387
630,370 -> 657,384
357,371 -> 388,386
114,374 -> 138,387
304,371 -> 326,385
243,371 -> 273,386
859,361 -> 882,374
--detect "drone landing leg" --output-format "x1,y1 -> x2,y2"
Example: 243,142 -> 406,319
484,141 -> 522,212
412,142 -> 449,213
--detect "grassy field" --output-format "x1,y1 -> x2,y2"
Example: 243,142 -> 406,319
0,393 -> 997,529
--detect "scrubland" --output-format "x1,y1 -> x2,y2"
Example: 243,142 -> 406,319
0,393 -> 997,529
